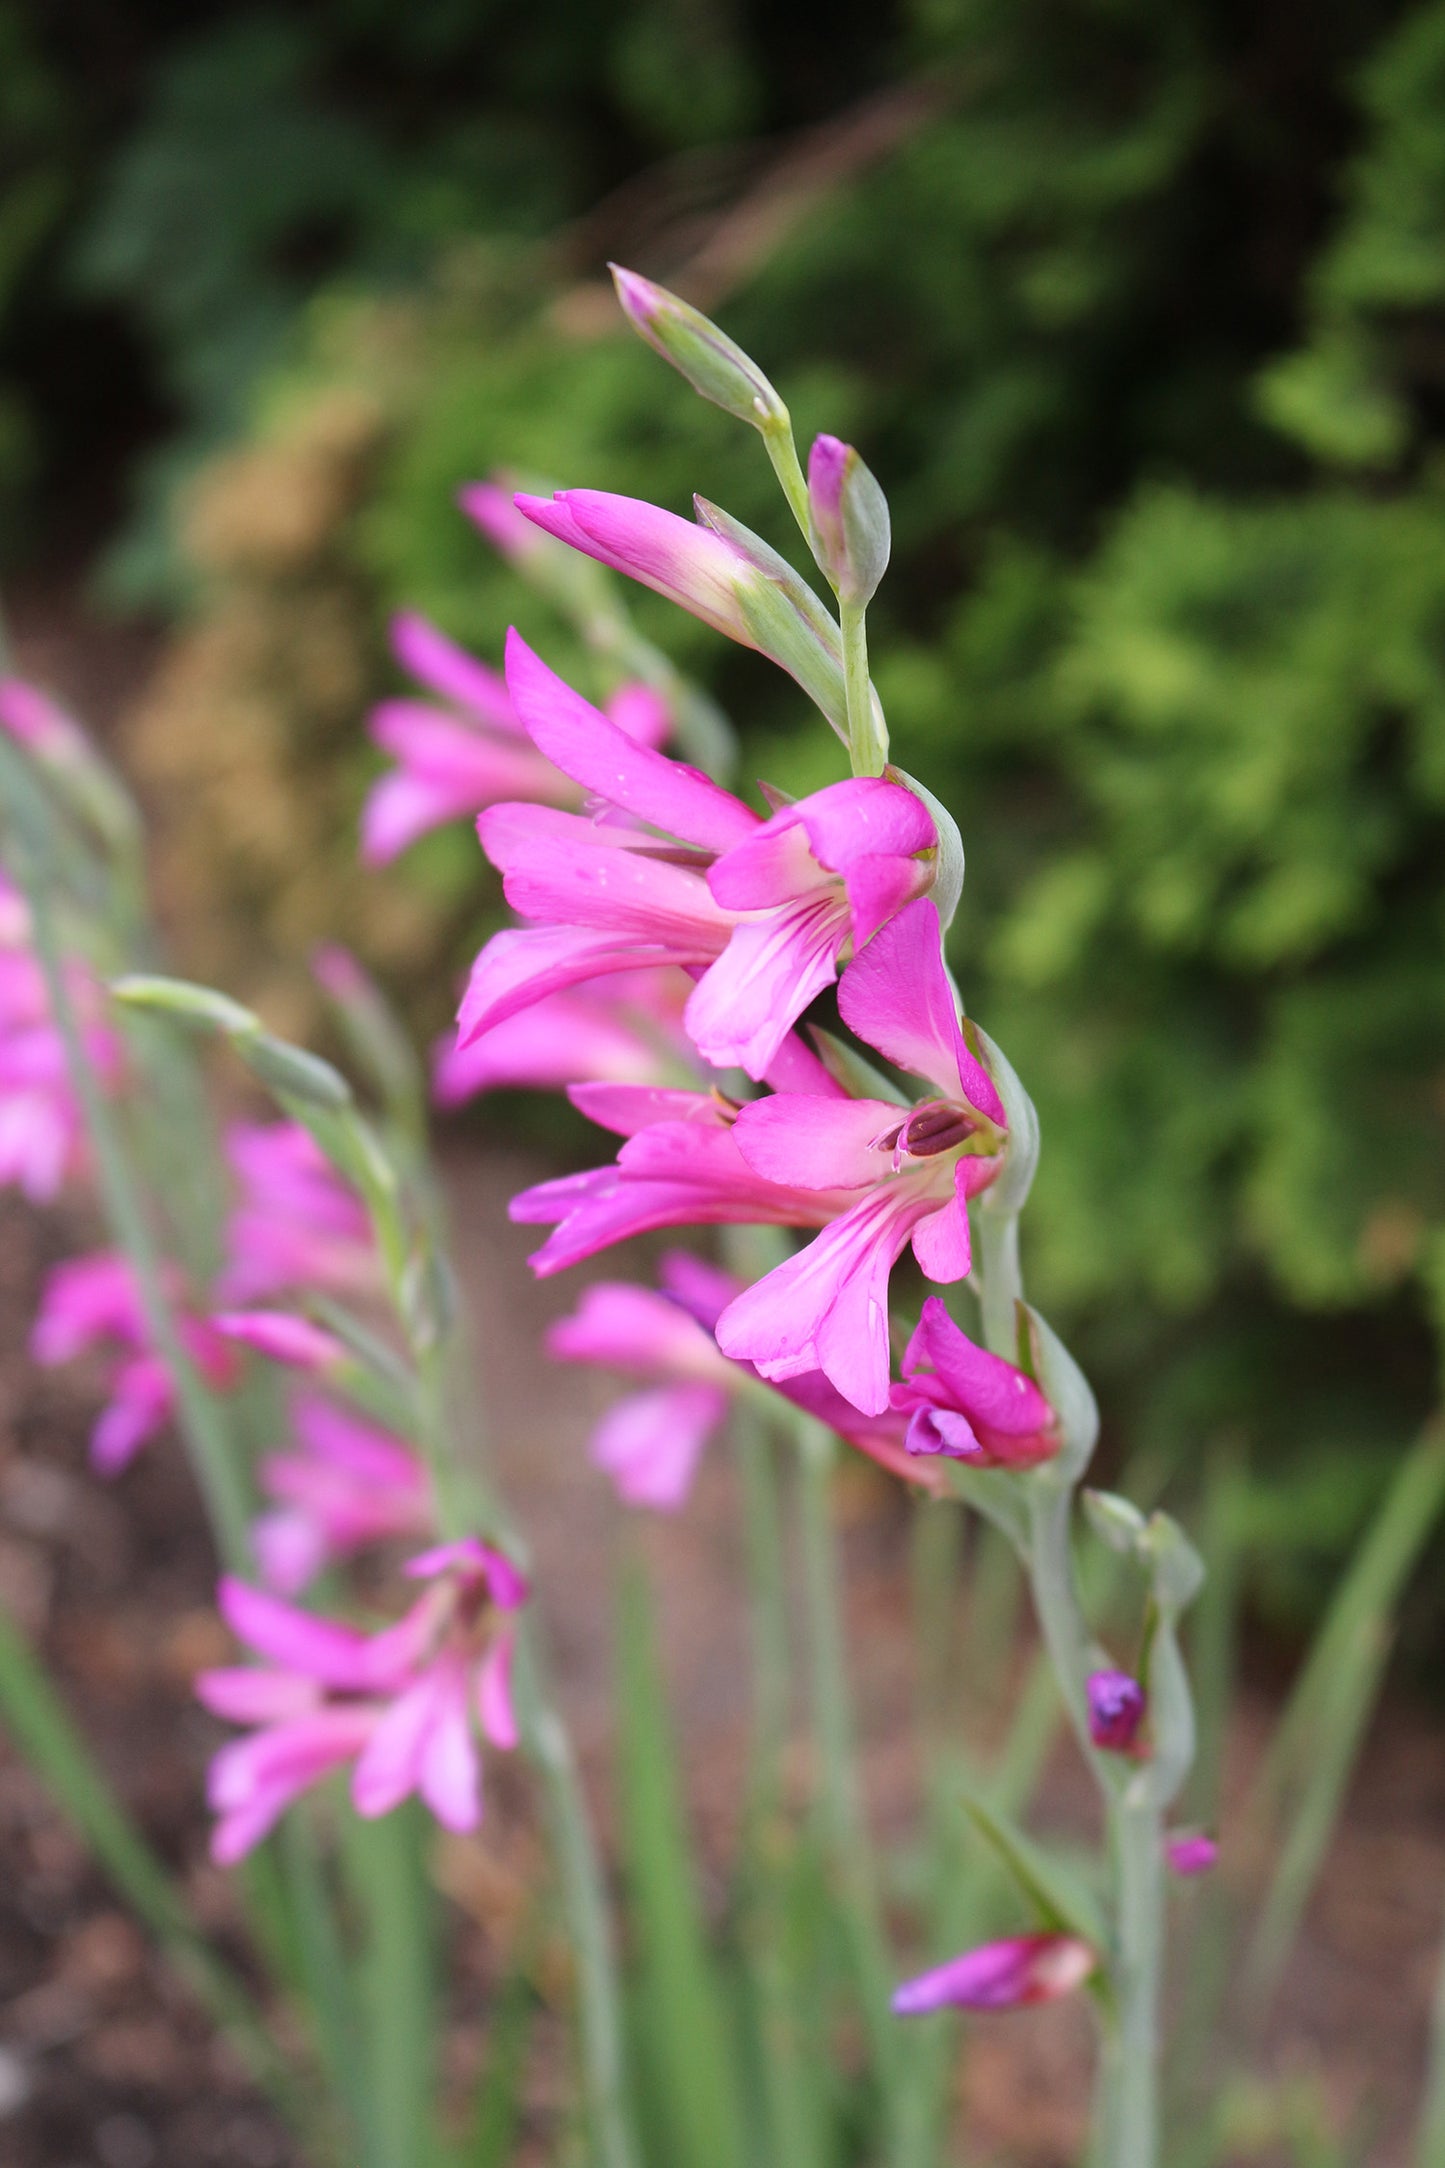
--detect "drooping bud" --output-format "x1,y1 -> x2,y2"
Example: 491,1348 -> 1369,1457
891,1933 -> 1096,2016
1086,1668 -> 1148,1755
609,265 -> 790,434
210,1310 -> 346,1373
1165,1831 -> 1219,1878
807,434 -> 891,606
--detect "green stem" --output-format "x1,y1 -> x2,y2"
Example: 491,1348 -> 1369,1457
794,1414 -> 911,2160
762,417 -> 813,543
515,1635 -> 638,2168
1099,1794 -> 1164,2168
734,1404 -> 791,1817
18,851 -> 253,1566
839,596 -> 887,777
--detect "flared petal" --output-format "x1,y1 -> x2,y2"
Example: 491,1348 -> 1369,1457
458,925 -> 697,1046
217,1575 -> 376,1690
839,898 -> 1005,1123
716,1182 -> 940,1415
684,893 -> 849,1078
390,612 -> 520,733
477,1630 -> 519,1750
505,632 -> 756,849
731,1093 -> 910,1191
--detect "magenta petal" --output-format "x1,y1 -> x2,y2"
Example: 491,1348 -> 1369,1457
717,1185 -> 935,1415
457,925 -> 688,1046
504,631 -> 756,849
839,899 -> 1006,1123
1165,1832 -> 1219,1877
794,776 -> 934,875
479,804 -> 730,947
389,612 -> 520,733
731,1092 -> 900,1191
684,894 -> 849,1079
912,1299 -> 1053,1436
568,1084 -> 720,1138
546,1281 -> 730,1383
195,1666 -> 321,1723
891,1934 -> 1096,2015
903,1404 -> 987,1460
589,1382 -> 727,1511
706,815 -> 830,911
910,1193 -> 972,1283
91,1355 -> 173,1474
1087,1669 -> 1147,1754
351,1672 -> 441,1819
477,1630 -> 520,1750
217,1576 -> 376,1689
517,491 -> 752,645
416,1658 -> 483,1831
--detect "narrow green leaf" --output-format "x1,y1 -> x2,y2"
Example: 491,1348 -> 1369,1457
343,1803 -> 439,2168
457,1919 -> 541,2168
959,1790 -> 1108,1951
615,1565 -> 748,2168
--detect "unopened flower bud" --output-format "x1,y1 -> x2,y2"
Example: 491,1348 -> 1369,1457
807,434 -> 891,606
892,1933 -> 1095,2016
609,265 -> 789,433
1087,1668 -> 1148,1755
1165,1831 -> 1219,1878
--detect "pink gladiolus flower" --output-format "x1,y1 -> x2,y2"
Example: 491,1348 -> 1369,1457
434,968 -> 694,1107
253,1391 -> 433,1592
218,1121 -> 376,1304
894,1297 -> 1057,1467
0,678 -> 87,759
210,1310 -> 348,1373
0,909 -> 121,1201
548,1251 -> 943,1503
458,479 -> 554,567
1086,1668 -> 1148,1755
1165,1831 -> 1219,1877
361,611 -> 670,866
459,632 -> 938,1078
892,1934 -> 1096,2016
31,1253 -> 238,1473
196,1539 -> 528,1861
714,898 -> 1008,1415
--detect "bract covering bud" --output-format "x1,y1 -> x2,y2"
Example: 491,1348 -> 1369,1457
807,434 -> 891,605
1083,1487 -> 1149,1553
609,265 -> 789,432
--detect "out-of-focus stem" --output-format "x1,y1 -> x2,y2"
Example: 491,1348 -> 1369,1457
763,418 -> 812,543
514,1638 -> 639,2168
839,597 -> 887,777
734,1404 -> 790,1815
17,851 -> 253,1567
794,1413 -> 913,2161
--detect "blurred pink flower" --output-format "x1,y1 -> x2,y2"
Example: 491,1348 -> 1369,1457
1165,1831 -> 1218,1877
210,1309 -> 349,1374
196,1538 -> 528,1861
547,1251 -> 943,1507
434,968 -> 695,1107
892,1933 -> 1096,2016
253,1391 -> 433,1592
0,891 -> 121,1202
218,1121 -> 376,1305
31,1252 -> 238,1473
362,611 -> 670,865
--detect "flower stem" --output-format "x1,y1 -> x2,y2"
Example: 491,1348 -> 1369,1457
11,829 -> 253,1568
839,596 -> 887,777
794,1413 -> 915,2163
762,417 -> 812,545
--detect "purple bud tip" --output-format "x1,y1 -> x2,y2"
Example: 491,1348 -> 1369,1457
807,433 -> 850,519
609,263 -> 662,326
1087,1668 -> 1147,1754
1165,1832 -> 1219,1878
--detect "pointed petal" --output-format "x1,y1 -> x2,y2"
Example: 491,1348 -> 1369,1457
839,898 -> 1005,1122
351,1674 -> 440,1819
390,612 -> 520,732
479,805 -> 731,947
505,631 -> 755,848
458,925 -> 687,1046
684,895 -> 848,1078
417,1661 -> 483,1831
589,1383 -> 727,1510
730,1093 -> 905,1190
910,1193 -> 972,1282
217,1575 -> 376,1689
477,1630 -> 519,1749
912,1297 -> 1053,1436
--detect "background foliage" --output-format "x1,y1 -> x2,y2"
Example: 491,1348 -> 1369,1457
2,0 -> 1444,1630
